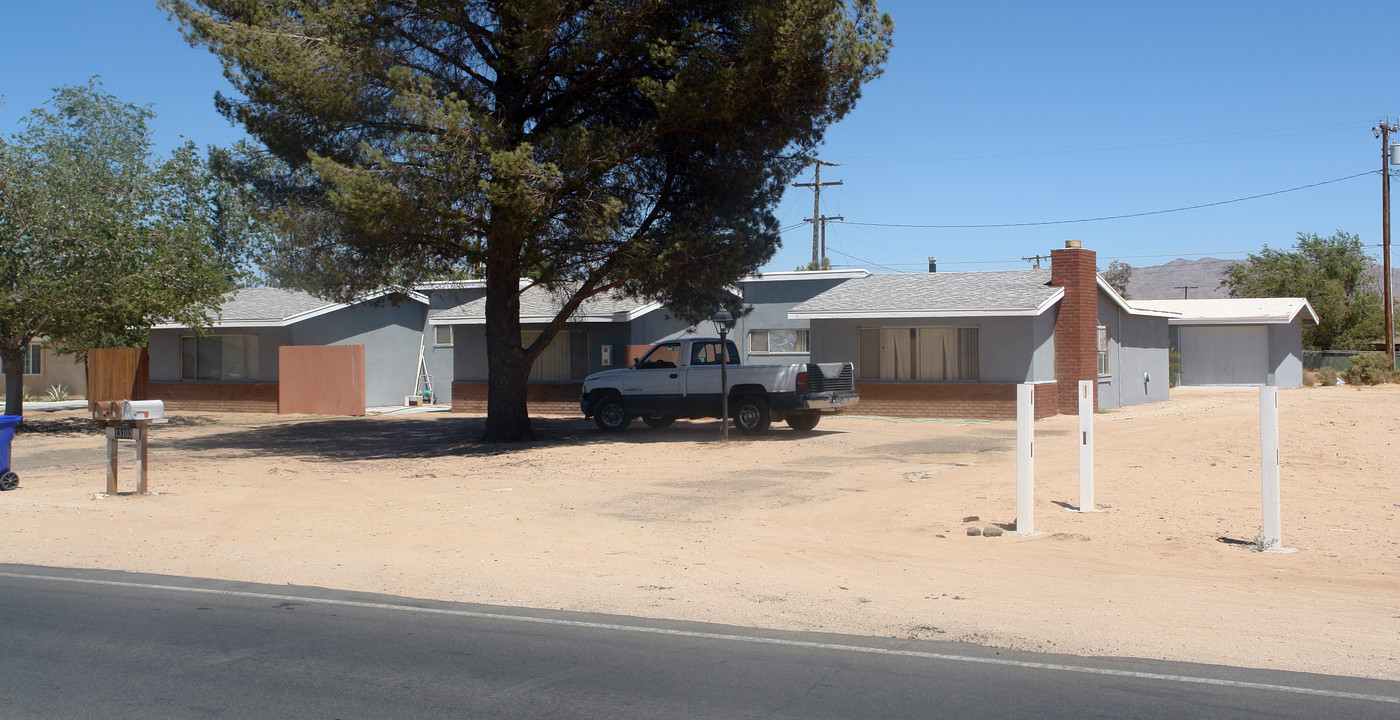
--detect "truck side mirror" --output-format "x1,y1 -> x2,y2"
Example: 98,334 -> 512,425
632,358 -> 640,369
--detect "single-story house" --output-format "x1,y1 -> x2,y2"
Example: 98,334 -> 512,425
1128,297 -> 1319,388
149,287 -> 432,412
789,242 -> 1174,419
10,338 -> 88,400
432,270 -> 869,413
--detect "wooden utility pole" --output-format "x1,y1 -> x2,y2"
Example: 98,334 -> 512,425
1375,119 -> 1396,369
1174,285 -> 1199,299
1022,254 -> 1051,269
794,159 -> 842,266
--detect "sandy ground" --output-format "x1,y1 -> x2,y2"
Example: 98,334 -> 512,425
3,385 -> 1398,680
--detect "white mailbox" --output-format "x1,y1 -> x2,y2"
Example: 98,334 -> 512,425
122,400 -> 165,421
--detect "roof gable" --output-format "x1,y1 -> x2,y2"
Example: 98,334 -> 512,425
153,287 -> 426,329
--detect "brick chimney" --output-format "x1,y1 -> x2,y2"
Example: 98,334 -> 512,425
1050,240 -> 1098,415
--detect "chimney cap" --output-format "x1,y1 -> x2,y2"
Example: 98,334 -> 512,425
1064,240 -> 1082,249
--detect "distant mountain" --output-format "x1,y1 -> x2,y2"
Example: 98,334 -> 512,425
1121,257 -> 1233,300
1117,256 -> 1400,303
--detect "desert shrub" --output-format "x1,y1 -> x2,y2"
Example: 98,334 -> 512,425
1316,367 -> 1338,387
1340,352 -> 1396,386
44,384 -> 71,402
1301,371 -> 1318,387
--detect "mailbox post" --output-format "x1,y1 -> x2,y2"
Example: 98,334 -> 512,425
93,400 -> 166,495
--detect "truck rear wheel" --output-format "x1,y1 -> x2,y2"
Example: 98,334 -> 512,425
593,396 -> 631,431
785,411 -> 820,432
733,396 -> 771,435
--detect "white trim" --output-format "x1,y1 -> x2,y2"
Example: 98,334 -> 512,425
743,269 -> 870,282
431,300 -> 664,326
412,279 -> 488,290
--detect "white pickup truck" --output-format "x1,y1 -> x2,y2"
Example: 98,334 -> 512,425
580,337 -> 859,434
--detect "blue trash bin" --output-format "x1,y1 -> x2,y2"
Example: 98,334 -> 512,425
0,414 -> 19,490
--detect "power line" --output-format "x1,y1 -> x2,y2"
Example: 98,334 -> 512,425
824,247 -> 906,274
835,171 -> 1375,230
820,243 -> 1392,271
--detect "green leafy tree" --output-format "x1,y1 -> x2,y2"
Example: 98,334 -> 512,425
165,0 -> 894,440
1100,259 -> 1131,299
1220,231 -> 1382,351
0,82 -> 236,417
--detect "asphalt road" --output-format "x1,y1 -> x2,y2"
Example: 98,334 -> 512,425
1,565 -> 1396,719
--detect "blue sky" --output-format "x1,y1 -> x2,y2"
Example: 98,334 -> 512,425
3,1 -> 1398,274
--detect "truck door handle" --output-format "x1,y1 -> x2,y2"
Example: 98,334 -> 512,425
669,373 -> 678,379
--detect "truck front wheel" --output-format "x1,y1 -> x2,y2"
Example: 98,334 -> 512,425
785,411 -> 821,432
593,396 -> 632,431
733,396 -> 771,435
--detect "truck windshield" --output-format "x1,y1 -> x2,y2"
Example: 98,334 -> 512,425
690,340 -> 740,366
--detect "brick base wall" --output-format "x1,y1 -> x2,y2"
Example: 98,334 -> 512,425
853,381 -> 1059,421
148,382 -> 280,413
452,381 -> 582,415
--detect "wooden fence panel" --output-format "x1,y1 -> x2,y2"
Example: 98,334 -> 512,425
86,348 -> 148,410
278,345 -> 365,416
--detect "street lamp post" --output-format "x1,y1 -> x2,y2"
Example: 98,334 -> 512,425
715,310 -> 733,442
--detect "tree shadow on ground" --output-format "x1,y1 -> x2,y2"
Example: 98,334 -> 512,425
161,415 -> 837,463
14,417 -> 102,437
16,414 -> 219,438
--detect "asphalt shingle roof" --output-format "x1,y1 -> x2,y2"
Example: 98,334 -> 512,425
212,287 -> 339,324
789,269 -> 1061,317
433,285 -> 654,322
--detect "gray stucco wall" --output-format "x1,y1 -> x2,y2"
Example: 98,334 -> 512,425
1096,294 -> 1170,409
1172,320 -> 1304,389
289,298 -> 426,407
1173,323 -> 1308,388
423,288 -> 485,402
151,297 -> 427,408
454,322 -> 636,381
735,277 -> 853,365
809,315 -> 1053,383
1268,321 -> 1304,388
148,326 -> 292,382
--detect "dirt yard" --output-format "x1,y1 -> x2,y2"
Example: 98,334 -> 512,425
3,385 -> 1398,679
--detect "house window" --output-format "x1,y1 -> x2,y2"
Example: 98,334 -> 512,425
857,327 -> 979,381
1097,325 -> 1111,376
749,329 -> 808,354
180,335 -> 259,382
522,330 -> 589,381
22,345 -> 42,375
434,325 -> 453,347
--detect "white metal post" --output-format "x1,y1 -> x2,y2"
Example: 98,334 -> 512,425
1260,386 -> 1282,550
1016,383 -> 1034,534
1078,380 -> 1094,512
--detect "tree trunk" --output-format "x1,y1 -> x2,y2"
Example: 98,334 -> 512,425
481,263 -> 533,442
2,350 -> 23,418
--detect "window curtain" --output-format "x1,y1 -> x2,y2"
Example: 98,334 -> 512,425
881,328 -> 911,380
915,328 -> 956,380
524,330 -> 578,381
